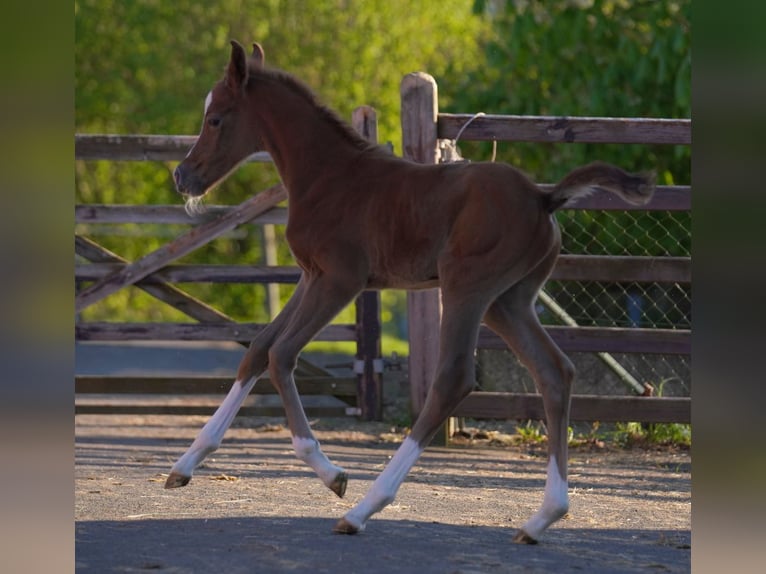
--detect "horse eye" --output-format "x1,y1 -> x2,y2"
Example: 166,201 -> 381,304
207,116 -> 222,128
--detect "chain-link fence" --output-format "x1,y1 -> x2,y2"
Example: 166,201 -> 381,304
477,208 -> 691,398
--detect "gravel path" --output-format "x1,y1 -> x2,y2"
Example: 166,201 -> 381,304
75,414 -> 691,573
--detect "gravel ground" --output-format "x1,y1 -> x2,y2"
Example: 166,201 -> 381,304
75,414 -> 690,573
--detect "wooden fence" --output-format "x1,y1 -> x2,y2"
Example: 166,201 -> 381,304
76,75 -> 691,428
75,107 -> 383,420
400,73 -> 691,429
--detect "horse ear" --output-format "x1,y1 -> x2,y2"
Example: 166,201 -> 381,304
226,40 -> 249,92
251,42 -> 265,67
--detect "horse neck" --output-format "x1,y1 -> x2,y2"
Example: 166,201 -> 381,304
249,78 -> 363,195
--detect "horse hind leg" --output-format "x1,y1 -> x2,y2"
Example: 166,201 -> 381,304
335,295 -> 487,533
483,283 -> 575,544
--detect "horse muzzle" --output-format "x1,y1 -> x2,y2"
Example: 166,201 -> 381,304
173,164 -> 204,197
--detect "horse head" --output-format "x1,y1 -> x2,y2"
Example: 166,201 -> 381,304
174,41 -> 265,212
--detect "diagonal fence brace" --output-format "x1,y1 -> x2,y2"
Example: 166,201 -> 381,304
75,183 -> 287,313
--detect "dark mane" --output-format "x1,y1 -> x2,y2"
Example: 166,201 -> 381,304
250,66 -> 380,153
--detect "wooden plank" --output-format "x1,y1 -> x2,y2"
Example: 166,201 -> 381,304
352,106 -> 384,421
76,263 -> 302,284
74,189 -> 688,225
75,375 -> 357,396
355,290 -> 383,420
401,73 -> 442,421
478,325 -> 691,355
454,392 -> 691,424
75,204 -> 288,225
550,255 -> 691,284
76,322 -> 357,342
75,236 -> 244,327
75,134 -> 273,163
438,114 -> 691,145
352,105 -> 379,143
75,183 -> 287,312
401,73 -> 440,164
75,134 -> 196,160
74,192 -> 688,223
76,255 -> 689,286
75,237 -> 328,378
75,404 -> 353,417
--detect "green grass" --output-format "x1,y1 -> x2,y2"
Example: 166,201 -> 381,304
611,421 -> 691,448
505,420 -> 691,449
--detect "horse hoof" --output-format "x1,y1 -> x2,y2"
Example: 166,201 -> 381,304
512,529 -> 538,545
164,472 -> 191,489
333,517 -> 359,535
329,471 -> 348,498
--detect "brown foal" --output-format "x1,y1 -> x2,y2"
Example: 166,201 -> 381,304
168,40 -> 654,543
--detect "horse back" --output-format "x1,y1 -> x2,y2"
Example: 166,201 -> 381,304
286,155 -> 555,289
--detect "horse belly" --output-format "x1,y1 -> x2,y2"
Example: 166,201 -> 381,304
366,243 -> 441,290
367,273 -> 440,290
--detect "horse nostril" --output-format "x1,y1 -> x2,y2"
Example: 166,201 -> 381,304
173,166 -> 184,189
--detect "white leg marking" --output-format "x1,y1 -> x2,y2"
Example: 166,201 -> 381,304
520,455 -> 569,540
292,436 -> 345,488
342,437 -> 424,531
169,377 -> 257,479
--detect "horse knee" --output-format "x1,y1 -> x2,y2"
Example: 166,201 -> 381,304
560,355 -> 575,390
544,353 -> 575,394
534,354 -> 574,420
236,343 -> 269,382
267,345 -> 297,381
428,355 -> 476,411
441,352 -> 474,383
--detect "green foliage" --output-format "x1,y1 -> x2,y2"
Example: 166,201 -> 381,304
612,421 -> 691,447
515,420 -> 548,444
76,0 -> 487,146
465,0 -> 690,176
75,0 -> 486,327
463,0 -> 691,259
75,1 -> 690,335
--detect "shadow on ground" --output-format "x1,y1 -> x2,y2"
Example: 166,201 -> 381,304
76,515 -> 689,574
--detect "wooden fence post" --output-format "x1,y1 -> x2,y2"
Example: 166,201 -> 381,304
352,106 -> 383,421
400,73 -> 442,424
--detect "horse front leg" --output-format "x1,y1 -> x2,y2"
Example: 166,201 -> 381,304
164,280 -> 307,489
165,375 -> 258,488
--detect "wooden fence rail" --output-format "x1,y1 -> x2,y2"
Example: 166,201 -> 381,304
437,113 -> 691,145
76,80 -> 691,427
76,255 -> 690,285
75,134 -> 272,162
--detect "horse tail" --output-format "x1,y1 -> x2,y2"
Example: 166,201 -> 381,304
543,161 -> 655,213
